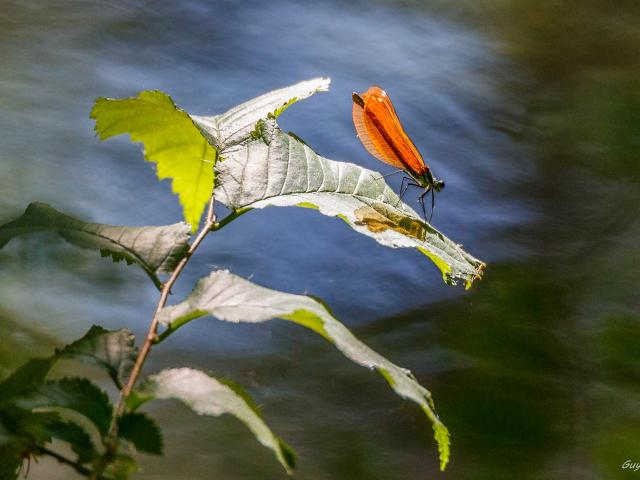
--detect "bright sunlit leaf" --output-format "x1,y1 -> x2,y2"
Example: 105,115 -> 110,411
91,90 -> 217,232
191,77 -> 330,149
213,123 -> 484,288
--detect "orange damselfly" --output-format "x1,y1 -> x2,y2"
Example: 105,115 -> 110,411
352,86 -> 445,221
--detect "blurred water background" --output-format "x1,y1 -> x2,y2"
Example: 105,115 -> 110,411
1,0 -> 639,478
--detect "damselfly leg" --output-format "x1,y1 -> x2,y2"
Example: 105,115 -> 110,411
418,186 -> 435,223
396,176 -> 409,207
396,176 -> 421,208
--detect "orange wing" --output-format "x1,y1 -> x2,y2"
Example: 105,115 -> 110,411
352,86 -> 428,176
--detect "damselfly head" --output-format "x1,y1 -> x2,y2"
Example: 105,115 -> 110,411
433,178 -> 445,192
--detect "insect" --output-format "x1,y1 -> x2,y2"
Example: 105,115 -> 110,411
352,86 -> 444,221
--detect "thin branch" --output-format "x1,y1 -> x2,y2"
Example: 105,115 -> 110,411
37,446 -> 91,476
152,207 -> 251,346
91,195 -> 217,480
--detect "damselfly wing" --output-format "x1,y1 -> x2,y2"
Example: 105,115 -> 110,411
352,86 -> 444,220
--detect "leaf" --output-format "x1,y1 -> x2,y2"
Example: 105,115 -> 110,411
138,368 -> 295,474
57,325 -> 137,388
187,78 -> 481,286
212,124 -> 484,288
0,359 -> 53,404
0,406 -> 59,446
102,454 -> 138,480
0,326 -> 136,400
13,378 -> 113,437
0,203 -> 190,288
191,77 -> 330,149
46,420 -> 95,464
157,270 -> 451,470
118,412 -> 163,455
91,90 -> 217,232
0,411 -> 95,474
0,443 -> 21,480
0,406 -> 60,479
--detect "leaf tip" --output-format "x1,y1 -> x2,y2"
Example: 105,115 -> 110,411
316,77 -> 331,92
277,438 -> 297,474
433,420 -> 451,471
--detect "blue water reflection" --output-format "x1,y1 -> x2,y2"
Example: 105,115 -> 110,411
0,0 -> 520,342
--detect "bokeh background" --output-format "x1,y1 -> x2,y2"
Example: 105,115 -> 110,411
1,0 -> 639,478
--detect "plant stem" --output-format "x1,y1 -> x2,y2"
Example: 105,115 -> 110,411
91,195 -> 217,480
211,206 -> 251,231
37,447 -> 92,476
150,207 -> 251,346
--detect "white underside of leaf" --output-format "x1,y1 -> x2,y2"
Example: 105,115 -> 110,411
213,126 -> 483,287
191,77 -> 330,149
158,270 -> 450,470
145,368 -> 293,473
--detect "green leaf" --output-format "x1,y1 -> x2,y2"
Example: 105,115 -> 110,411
217,379 -> 264,419
91,90 -> 217,232
0,359 -> 53,404
0,406 -> 60,479
138,368 -> 295,474
102,453 -> 138,480
57,325 -> 137,388
46,420 -> 95,464
0,444 -> 21,480
13,378 -> 113,437
0,203 -> 190,288
118,412 -> 163,455
0,406 -> 59,446
212,123 -> 484,288
0,411 -> 95,475
0,326 -> 136,400
191,77 -> 330,149
123,389 -> 154,413
157,270 -> 450,470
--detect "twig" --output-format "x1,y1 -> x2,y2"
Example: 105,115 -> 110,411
149,206 -> 250,346
37,446 -> 91,476
91,195 -> 217,480
211,206 -> 251,231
